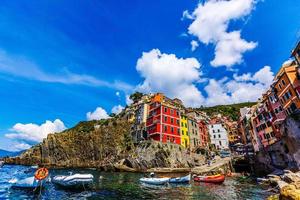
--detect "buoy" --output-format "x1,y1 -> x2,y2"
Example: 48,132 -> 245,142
34,168 -> 49,181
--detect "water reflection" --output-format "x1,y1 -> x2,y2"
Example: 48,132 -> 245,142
0,165 -> 273,200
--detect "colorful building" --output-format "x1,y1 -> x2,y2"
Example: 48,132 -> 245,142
131,102 -> 149,143
146,93 -> 181,145
198,120 -> 208,147
273,63 -> 300,115
208,123 -> 229,150
180,114 -> 189,148
187,116 -> 200,150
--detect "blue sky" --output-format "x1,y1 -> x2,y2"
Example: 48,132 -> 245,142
0,0 -> 299,151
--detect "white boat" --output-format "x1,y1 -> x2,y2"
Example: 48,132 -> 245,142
52,173 -> 94,187
169,174 -> 191,183
10,177 -> 44,189
0,161 -> 4,167
139,177 -> 170,185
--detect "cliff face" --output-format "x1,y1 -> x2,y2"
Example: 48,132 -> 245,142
5,119 -> 134,168
5,118 -> 205,171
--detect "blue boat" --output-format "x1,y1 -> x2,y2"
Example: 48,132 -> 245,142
169,174 -> 191,183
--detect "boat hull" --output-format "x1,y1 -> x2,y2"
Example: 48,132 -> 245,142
194,174 -> 225,184
169,175 -> 191,183
140,177 -> 170,185
52,174 -> 94,187
11,177 -> 43,189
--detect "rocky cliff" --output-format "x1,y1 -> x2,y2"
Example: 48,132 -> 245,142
5,118 -> 205,171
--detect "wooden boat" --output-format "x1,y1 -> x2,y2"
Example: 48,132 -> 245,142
139,177 -> 170,185
52,173 -> 94,187
169,174 -> 191,183
194,174 -> 225,184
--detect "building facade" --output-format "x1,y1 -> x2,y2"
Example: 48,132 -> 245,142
208,123 -> 229,150
180,115 -> 189,148
187,116 -> 200,150
146,93 -> 181,145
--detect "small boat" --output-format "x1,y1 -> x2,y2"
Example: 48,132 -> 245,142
194,174 -> 225,184
169,174 -> 191,183
52,173 -> 94,187
10,177 -> 44,189
0,161 -> 4,167
139,177 -> 170,185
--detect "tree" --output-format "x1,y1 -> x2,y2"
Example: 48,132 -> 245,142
129,92 -> 144,103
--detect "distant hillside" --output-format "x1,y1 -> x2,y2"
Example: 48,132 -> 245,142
197,102 -> 256,121
0,149 -> 23,158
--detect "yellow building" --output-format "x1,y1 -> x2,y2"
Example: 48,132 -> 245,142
180,115 -> 189,148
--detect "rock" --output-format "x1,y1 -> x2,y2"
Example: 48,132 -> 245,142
283,172 -> 300,183
280,184 -> 300,200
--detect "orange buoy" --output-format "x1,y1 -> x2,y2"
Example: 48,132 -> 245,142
34,167 -> 49,180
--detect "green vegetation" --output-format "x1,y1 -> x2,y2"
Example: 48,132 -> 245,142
129,92 -> 144,103
197,102 -> 256,121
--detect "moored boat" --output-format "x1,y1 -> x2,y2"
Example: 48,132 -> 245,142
52,173 -> 94,187
169,174 -> 191,183
0,161 -> 4,167
10,176 -> 44,189
139,177 -> 170,185
194,174 -> 225,184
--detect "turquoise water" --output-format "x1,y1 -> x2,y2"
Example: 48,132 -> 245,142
0,165 -> 273,199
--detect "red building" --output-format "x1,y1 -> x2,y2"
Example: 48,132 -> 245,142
198,120 -> 208,147
146,94 -> 181,145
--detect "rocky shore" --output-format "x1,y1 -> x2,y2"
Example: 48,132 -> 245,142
261,170 -> 300,200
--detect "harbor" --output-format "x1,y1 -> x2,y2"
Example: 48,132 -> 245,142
0,164 -> 272,200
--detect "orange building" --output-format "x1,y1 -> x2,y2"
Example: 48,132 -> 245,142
273,63 -> 300,115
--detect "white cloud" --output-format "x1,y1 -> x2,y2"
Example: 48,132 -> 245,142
282,58 -> 293,66
182,10 -> 193,20
86,107 -> 110,121
111,105 -> 124,114
210,31 -> 257,67
191,40 -> 199,51
125,94 -> 133,105
136,49 -> 204,107
5,119 -> 66,143
0,49 -> 133,92
12,143 -> 31,151
186,0 -> 258,68
204,66 -> 274,106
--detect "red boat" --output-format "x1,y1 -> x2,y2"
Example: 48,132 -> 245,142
194,174 -> 225,184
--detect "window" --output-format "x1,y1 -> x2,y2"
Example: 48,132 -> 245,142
171,127 -> 174,133
185,123 -> 187,128
170,109 -> 173,115
182,130 -> 184,135
176,120 -> 179,125
279,83 -> 282,89
177,128 -> 180,135
164,125 -> 167,132
181,122 -> 184,127
213,130 -> 215,133
164,107 -> 167,113
218,134 -> 221,138
218,129 -> 220,132
167,136 -> 170,141
219,141 -> 222,146
171,118 -> 174,124
281,79 -> 286,85
164,116 -> 167,122
176,111 -> 179,116
213,135 -> 216,139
